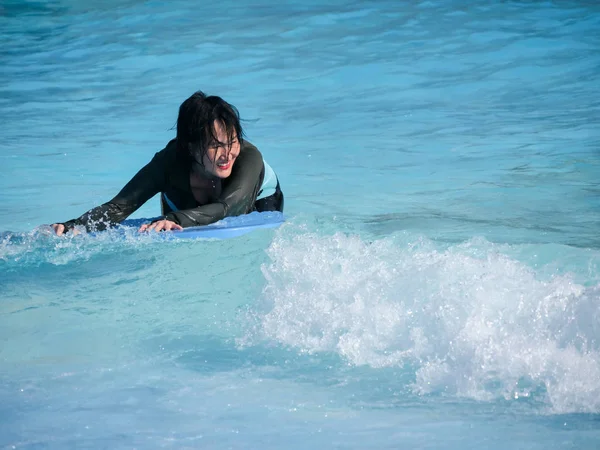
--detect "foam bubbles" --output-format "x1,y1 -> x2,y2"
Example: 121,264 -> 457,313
251,230 -> 600,414
0,225 -> 170,269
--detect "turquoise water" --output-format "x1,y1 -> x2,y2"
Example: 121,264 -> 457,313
1,0 -> 600,448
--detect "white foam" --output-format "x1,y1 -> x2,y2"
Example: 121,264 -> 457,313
250,230 -> 600,414
0,225 -> 171,267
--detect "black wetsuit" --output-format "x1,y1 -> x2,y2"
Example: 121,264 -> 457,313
61,139 -> 284,232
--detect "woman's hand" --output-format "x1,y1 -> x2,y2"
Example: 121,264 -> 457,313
51,223 -> 80,236
138,219 -> 183,233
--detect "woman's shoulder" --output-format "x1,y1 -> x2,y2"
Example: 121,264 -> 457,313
155,138 -> 178,157
239,140 -> 263,160
147,139 -> 181,167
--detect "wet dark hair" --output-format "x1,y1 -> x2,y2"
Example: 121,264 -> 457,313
176,91 -> 244,164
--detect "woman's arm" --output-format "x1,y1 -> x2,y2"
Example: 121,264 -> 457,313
58,150 -> 168,232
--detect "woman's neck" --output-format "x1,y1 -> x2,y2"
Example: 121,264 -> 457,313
189,170 -> 222,204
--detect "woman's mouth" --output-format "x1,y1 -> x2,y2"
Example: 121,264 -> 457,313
216,161 -> 231,170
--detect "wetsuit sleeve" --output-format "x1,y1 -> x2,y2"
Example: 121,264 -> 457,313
164,143 -> 264,228
62,151 -> 166,232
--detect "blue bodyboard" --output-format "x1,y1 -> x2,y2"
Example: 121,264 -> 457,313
120,211 -> 285,240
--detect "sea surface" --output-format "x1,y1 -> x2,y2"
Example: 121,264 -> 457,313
1,0 -> 599,448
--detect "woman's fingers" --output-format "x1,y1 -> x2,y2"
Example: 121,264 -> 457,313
138,220 -> 182,233
50,224 -> 81,236
167,222 -> 183,231
160,220 -> 183,231
52,223 -> 65,236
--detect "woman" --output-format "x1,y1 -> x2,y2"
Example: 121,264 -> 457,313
52,91 -> 284,235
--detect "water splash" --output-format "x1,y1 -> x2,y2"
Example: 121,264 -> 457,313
0,211 -> 282,269
0,225 -> 162,269
248,230 -> 600,414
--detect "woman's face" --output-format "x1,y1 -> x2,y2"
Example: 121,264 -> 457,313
202,120 -> 240,178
